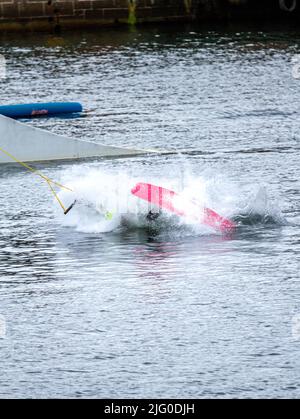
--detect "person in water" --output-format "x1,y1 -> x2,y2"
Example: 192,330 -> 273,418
146,210 -> 160,221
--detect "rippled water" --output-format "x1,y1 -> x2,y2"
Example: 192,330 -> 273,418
0,24 -> 300,398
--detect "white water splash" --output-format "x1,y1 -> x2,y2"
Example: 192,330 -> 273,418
56,166 -> 286,235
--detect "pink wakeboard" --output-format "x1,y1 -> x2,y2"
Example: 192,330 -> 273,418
131,182 -> 235,233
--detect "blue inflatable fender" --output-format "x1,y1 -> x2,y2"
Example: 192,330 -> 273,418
0,102 -> 83,118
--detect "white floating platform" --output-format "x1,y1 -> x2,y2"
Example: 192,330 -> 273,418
0,114 -> 154,164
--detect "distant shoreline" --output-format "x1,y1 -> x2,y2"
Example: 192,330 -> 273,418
0,0 -> 299,33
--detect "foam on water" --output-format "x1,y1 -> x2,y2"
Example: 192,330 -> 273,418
56,165 -> 287,235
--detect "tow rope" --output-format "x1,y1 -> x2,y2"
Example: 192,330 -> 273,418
0,146 -> 76,215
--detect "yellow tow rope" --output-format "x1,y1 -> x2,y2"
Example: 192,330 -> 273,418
0,146 -> 74,214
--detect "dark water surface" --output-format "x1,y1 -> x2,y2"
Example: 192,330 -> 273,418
0,24 -> 299,398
